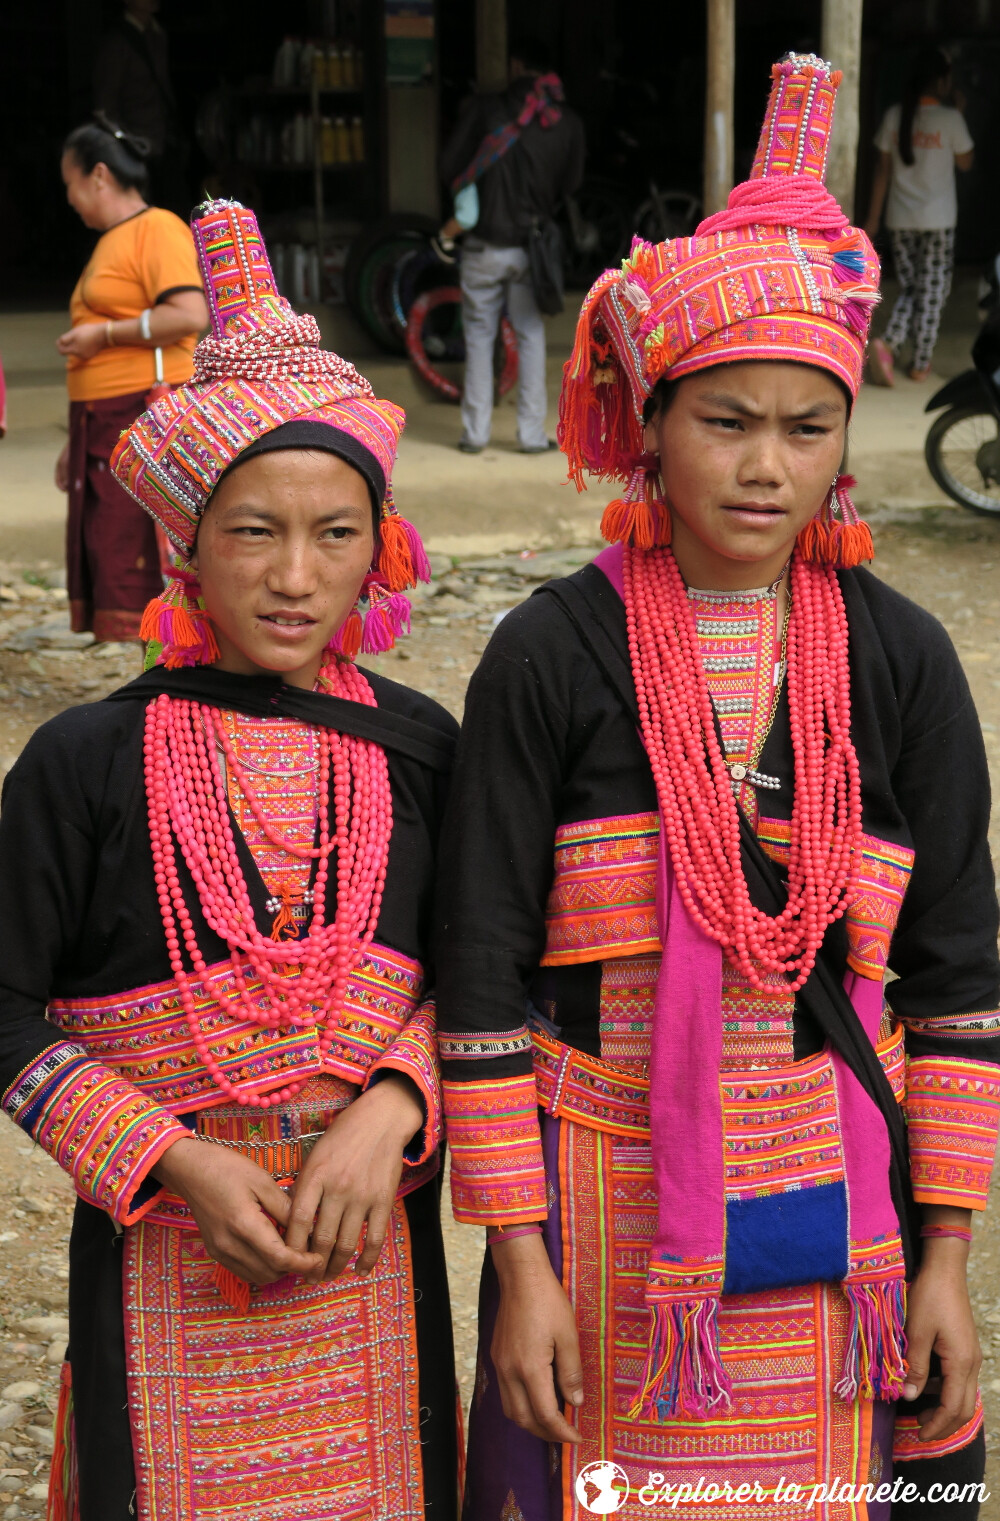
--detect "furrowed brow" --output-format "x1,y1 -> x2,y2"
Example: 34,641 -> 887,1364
696,391 -> 764,417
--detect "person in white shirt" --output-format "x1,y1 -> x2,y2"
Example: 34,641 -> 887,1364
865,47 -> 974,383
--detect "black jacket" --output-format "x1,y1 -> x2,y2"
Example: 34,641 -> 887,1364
440,75 -> 585,249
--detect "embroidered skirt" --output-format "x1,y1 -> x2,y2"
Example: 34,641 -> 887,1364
463,1107 -> 984,1521
58,1156 -> 457,1519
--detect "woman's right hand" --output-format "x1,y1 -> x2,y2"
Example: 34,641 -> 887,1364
152,1135 -> 324,1286
490,1232 -> 584,1444
56,322 -> 108,361
54,441 -> 70,492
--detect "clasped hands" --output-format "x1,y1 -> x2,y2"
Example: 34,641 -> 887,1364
152,1072 -> 424,1289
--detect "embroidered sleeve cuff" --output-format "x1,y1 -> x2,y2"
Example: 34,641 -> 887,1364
364,1002 -> 441,1166
443,1073 -> 548,1225
2,1043 -> 190,1225
905,1055 -> 1000,1210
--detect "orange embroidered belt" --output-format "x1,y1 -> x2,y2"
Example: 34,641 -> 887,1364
531,1022 -> 906,1139
193,1129 -> 327,1181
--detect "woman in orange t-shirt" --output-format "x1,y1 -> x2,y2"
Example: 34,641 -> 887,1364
56,118 -> 207,641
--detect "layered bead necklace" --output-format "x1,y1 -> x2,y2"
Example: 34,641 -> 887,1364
143,659 -> 392,1106
623,545 -> 861,991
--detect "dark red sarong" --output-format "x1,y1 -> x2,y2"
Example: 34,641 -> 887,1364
66,391 -> 162,642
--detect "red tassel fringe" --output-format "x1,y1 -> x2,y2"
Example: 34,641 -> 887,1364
214,1261 -> 252,1314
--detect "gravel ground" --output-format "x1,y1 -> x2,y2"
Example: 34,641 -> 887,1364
0,512 -> 999,1513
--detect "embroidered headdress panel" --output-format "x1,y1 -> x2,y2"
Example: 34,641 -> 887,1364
110,199 -> 429,665
559,54 -> 881,492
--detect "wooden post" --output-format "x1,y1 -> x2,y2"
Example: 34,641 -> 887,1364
703,0 -> 735,216
821,0 -> 864,215
476,0 -> 507,93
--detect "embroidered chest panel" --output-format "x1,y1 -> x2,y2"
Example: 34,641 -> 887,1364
47,943 -> 424,1112
544,811 -> 913,979
220,710 -> 317,924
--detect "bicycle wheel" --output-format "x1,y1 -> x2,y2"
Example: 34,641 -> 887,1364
406,288 -> 519,404
924,404 -> 1000,515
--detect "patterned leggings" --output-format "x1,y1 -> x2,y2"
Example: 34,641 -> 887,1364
884,228 -> 955,370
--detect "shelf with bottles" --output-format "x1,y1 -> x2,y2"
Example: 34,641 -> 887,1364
234,112 -> 366,169
272,36 -> 365,93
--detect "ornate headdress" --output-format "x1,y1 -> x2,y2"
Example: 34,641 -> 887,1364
559,54 -> 880,565
111,199 -> 429,667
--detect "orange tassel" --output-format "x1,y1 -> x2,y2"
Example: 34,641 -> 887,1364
214,1262 -> 252,1314
270,884 -> 300,941
140,576 -> 220,669
377,512 -> 415,592
831,519 -> 874,567
600,496 -> 670,550
337,606 -> 363,660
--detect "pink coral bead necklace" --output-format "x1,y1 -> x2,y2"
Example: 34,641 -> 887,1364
623,545 -> 861,990
143,657 -> 392,1107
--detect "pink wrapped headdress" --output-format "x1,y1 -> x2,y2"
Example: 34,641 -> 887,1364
111,199 -> 429,666
559,54 -> 881,566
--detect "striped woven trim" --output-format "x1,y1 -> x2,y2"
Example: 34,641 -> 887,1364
906,1056 -> 1000,1211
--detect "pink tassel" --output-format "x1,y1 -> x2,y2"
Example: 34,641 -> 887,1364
362,584 -> 411,654
835,1279 -> 907,1401
402,518 -> 432,583
628,1298 -> 732,1421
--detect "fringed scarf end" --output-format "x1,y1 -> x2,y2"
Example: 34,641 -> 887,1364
48,1360 -> 79,1521
834,1278 -> 907,1402
629,1298 -> 732,1422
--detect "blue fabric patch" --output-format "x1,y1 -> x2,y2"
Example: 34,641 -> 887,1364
723,1180 -> 849,1293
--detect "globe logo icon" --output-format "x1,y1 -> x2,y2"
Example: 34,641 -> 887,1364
575,1460 -> 630,1514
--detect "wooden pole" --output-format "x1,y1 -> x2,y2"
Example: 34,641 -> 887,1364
821,0 -> 864,215
703,0 -> 735,216
476,0 -> 507,93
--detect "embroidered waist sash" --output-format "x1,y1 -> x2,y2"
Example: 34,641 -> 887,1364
48,944 -> 423,1114
532,1024 -> 905,1136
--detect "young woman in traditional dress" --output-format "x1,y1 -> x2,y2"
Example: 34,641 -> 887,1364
437,57 -> 1000,1521
0,200 -> 457,1521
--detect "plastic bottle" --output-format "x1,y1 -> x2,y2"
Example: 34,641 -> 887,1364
350,116 -> 365,162
314,44 -> 327,90
328,45 -> 343,90
293,111 -> 307,164
340,45 -> 353,89
334,117 -> 350,164
321,117 -> 335,165
299,42 -> 315,91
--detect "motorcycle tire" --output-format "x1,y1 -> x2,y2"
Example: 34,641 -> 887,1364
924,403 -> 1000,516
405,287 -> 519,404
345,214 -> 439,353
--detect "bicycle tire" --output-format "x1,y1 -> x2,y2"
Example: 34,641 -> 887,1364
406,288 -> 519,404
924,403 -> 1000,515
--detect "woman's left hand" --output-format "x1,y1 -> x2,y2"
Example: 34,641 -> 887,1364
56,323 -> 107,360
284,1073 -> 424,1282
903,1237 -> 981,1442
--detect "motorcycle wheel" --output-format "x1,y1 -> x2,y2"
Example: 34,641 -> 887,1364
345,214 -> 439,353
405,287 -> 519,404
925,403 -> 1000,515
